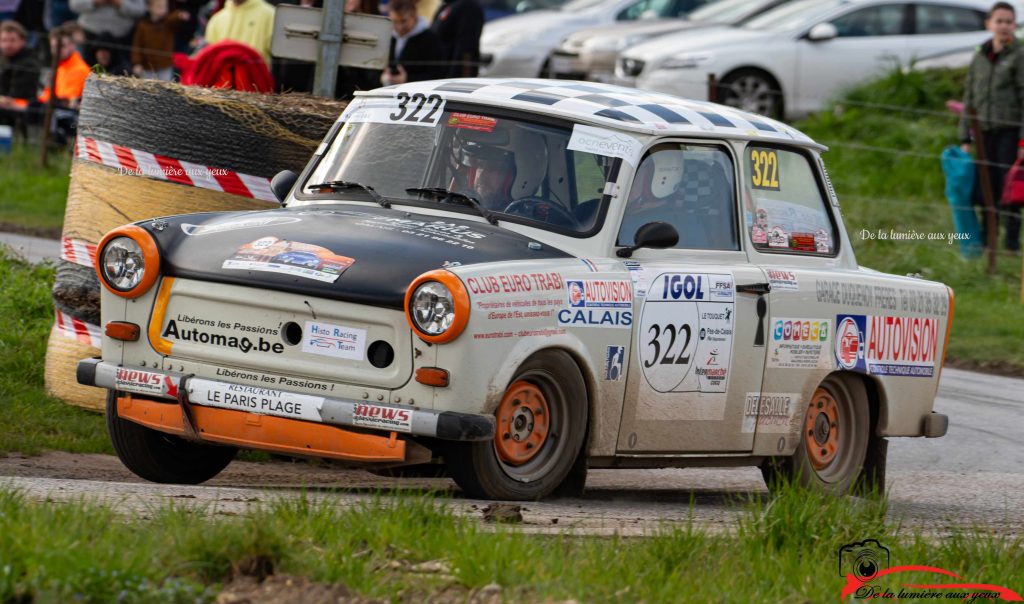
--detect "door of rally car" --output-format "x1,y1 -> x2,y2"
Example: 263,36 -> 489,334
614,142 -> 769,453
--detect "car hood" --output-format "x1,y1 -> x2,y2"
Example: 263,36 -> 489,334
140,205 -> 571,310
620,25 -> 767,61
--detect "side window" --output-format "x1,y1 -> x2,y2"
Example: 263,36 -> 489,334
744,146 -> 836,255
831,4 -> 906,37
617,0 -> 674,20
617,144 -> 738,251
914,4 -> 985,34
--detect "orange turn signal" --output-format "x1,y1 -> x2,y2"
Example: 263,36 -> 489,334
415,367 -> 450,387
404,270 -> 470,344
105,321 -> 140,341
94,225 -> 161,299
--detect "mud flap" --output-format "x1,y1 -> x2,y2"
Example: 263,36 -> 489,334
855,435 -> 887,497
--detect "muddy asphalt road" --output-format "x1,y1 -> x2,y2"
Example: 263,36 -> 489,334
1,368 -> 1020,536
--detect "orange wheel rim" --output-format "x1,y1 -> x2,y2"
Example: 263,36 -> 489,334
494,380 -> 550,466
805,387 -> 840,470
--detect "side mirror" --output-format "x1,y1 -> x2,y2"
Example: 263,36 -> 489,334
616,221 -> 679,257
271,170 -> 298,205
806,22 -> 838,42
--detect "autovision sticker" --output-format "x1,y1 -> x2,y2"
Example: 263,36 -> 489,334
222,236 -> 354,283
557,279 -> 634,329
835,314 -> 938,377
638,273 -> 734,393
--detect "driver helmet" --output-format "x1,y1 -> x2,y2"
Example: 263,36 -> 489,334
460,140 -> 516,210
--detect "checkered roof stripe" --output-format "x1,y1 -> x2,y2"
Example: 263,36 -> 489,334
365,78 -> 816,147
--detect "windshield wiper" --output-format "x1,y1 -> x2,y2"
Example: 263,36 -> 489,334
405,187 -> 498,225
308,180 -> 390,208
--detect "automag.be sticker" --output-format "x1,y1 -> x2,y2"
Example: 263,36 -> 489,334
162,317 -> 285,355
302,321 -> 367,362
353,403 -> 413,433
639,273 -> 734,393
567,124 -> 643,166
741,392 -> 801,434
557,279 -> 634,329
769,318 -> 831,369
180,216 -> 301,236
835,314 -> 939,377
222,237 -> 354,283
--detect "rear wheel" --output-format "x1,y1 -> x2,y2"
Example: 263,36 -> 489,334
718,69 -> 783,119
446,350 -> 587,500
106,391 -> 237,484
761,374 -> 869,494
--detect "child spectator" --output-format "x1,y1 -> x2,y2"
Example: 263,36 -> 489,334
132,0 -> 187,80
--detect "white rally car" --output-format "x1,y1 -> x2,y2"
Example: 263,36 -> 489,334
79,78 -> 951,500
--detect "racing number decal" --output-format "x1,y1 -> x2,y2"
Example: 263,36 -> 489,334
749,148 -> 781,191
639,273 -> 735,393
390,93 -> 445,125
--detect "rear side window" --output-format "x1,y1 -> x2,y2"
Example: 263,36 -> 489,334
744,146 -> 836,255
914,4 -> 985,33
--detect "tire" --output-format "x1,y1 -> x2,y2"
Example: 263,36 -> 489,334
106,391 -> 237,484
762,374 -> 870,494
718,69 -> 783,119
446,350 -> 588,500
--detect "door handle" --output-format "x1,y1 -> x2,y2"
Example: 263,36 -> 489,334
737,282 -> 771,295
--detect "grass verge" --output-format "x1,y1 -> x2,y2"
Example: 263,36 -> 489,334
796,67 -> 1024,371
0,144 -> 71,238
0,248 -> 109,454
0,483 -> 1020,603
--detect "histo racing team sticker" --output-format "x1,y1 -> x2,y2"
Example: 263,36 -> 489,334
638,273 -> 734,393
222,236 -> 354,283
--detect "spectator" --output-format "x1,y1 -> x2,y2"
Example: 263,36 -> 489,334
39,24 -> 90,146
70,0 -> 147,67
93,32 -> 132,73
171,0 -> 204,53
0,1 -> 18,22
960,0 -> 1024,252
39,24 -> 91,107
431,0 -> 482,78
0,19 -> 39,124
203,0 -> 275,66
382,0 -> 442,85
132,0 -> 187,80
45,0 -> 79,31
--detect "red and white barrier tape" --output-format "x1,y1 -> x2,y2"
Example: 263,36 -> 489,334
74,135 -> 277,202
61,237 -> 97,268
54,310 -> 102,349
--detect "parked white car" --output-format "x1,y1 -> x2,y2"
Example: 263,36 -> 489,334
617,0 -> 999,118
481,0 -> 713,77
550,0 -> 792,81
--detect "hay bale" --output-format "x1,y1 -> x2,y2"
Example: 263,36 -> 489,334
52,260 -> 100,326
44,327 -> 105,412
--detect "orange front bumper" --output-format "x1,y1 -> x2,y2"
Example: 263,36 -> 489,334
117,394 -> 409,462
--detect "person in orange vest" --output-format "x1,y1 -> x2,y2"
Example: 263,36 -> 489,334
39,23 -> 92,109
39,23 -> 92,146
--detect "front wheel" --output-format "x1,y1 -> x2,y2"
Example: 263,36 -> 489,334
446,350 -> 588,500
761,374 -> 870,494
107,391 -> 237,484
718,69 -> 783,119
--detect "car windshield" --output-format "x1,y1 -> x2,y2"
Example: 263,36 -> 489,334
689,0 -> 776,24
298,98 -> 620,235
742,0 -> 841,30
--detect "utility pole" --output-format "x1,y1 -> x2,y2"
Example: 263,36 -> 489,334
313,0 -> 344,98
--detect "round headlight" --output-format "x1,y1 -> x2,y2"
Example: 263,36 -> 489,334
101,237 -> 145,291
411,281 -> 455,336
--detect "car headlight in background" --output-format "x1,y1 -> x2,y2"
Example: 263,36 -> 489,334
405,270 -> 470,344
95,225 -> 160,298
659,52 -> 713,70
